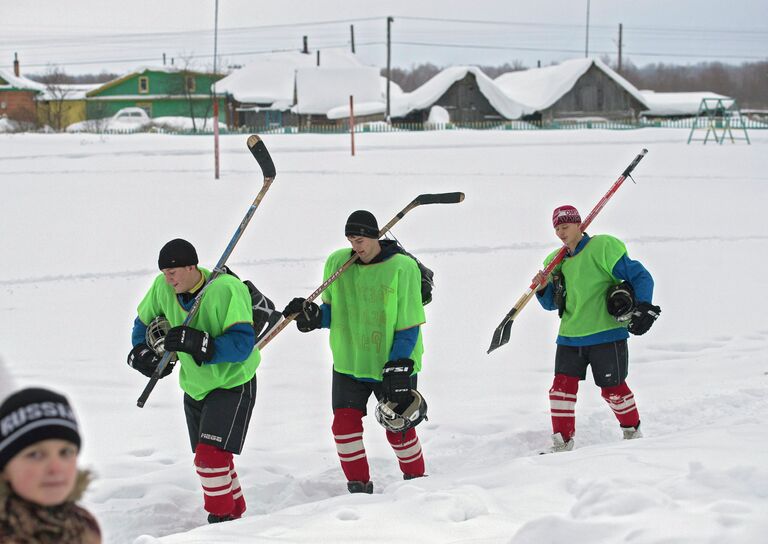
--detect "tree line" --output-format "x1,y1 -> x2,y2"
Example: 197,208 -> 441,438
28,58 -> 766,110
384,59 -> 767,109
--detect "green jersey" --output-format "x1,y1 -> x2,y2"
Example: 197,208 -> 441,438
544,234 -> 627,338
137,268 -> 260,401
321,248 -> 425,380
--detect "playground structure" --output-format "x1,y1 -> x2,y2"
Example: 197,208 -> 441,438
687,97 -> 750,145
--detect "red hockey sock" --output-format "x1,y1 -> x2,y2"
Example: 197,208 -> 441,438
230,460 -> 246,518
601,382 -> 640,428
194,443 -> 235,516
386,427 -> 424,478
332,408 -> 370,483
550,373 -> 580,441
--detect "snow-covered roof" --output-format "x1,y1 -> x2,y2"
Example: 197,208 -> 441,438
327,77 -> 403,120
639,90 -> 734,117
495,58 -> 647,112
391,66 -> 533,120
295,67 -> 383,115
0,69 -> 45,92
36,83 -> 101,101
215,49 -> 365,105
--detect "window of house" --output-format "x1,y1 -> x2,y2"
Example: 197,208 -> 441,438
185,76 -> 196,93
138,76 -> 149,94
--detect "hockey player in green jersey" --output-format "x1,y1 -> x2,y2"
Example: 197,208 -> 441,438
534,205 -> 661,453
283,210 -> 427,494
127,239 -> 258,523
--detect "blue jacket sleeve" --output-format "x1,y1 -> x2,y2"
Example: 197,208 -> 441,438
612,255 -> 654,303
132,317 -> 147,347
320,303 -> 331,329
208,323 -> 256,364
389,326 -> 420,361
535,283 -> 558,311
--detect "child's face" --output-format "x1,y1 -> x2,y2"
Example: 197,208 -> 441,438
2,439 -> 78,506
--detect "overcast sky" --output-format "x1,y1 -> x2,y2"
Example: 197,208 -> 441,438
2,0 -> 767,75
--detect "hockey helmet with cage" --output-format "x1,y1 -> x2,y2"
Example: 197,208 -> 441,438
375,390 -> 428,433
146,315 -> 178,361
606,281 -> 635,322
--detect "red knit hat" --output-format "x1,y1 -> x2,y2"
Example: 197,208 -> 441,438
552,205 -> 581,227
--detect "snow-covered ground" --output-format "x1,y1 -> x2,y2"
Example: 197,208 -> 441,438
1,128 -> 766,543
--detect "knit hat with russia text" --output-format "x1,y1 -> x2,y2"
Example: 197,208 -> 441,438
552,205 -> 581,228
0,387 -> 81,471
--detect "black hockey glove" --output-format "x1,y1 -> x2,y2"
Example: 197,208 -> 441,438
282,297 -> 322,333
127,343 -> 174,378
164,326 -> 215,365
382,358 -> 414,405
627,302 -> 661,336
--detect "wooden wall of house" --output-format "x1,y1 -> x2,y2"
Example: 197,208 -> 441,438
36,99 -> 87,130
86,70 -> 225,121
543,65 -> 646,122
435,74 -> 504,123
0,90 -> 37,123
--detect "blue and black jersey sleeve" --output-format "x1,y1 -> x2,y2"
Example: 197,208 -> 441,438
612,255 -> 654,303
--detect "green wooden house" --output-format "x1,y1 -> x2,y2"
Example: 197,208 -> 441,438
85,67 -> 226,122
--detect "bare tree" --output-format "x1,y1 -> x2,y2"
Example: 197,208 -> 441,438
39,66 -> 73,132
614,59 -> 767,109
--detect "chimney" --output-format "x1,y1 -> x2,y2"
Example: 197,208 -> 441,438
13,52 -> 20,77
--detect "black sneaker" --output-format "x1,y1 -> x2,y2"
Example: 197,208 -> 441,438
207,513 -> 236,524
403,473 -> 426,481
347,481 -> 374,494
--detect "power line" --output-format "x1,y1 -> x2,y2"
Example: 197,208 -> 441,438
390,40 -> 768,61
395,15 -> 768,35
8,15 -> 767,72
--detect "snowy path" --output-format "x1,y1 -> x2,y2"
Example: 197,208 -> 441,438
1,128 -> 766,543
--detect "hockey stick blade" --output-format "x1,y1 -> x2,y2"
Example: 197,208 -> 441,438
621,148 -> 648,178
415,192 -> 465,205
487,309 -> 517,354
247,134 -> 276,179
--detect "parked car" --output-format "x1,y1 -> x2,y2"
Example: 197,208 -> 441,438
66,107 -> 151,133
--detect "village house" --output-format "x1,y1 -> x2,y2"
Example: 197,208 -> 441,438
495,58 -> 648,124
215,49 -> 369,129
85,66 -> 225,124
0,55 -> 44,125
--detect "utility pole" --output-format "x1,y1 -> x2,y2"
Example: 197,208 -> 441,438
213,0 -> 220,180
386,16 -> 393,121
618,23 -> 623,72
350,24 -> 356,54
585,0 -> 591,58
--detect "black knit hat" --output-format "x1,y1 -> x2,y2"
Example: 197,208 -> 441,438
0,387 -> 81,471
345,210 -> 379,239
158,238 -> 198,270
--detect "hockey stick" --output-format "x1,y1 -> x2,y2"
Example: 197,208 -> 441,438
486,149 -> 648,354
256,192 -> 465,350
137,135 -> 276,408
